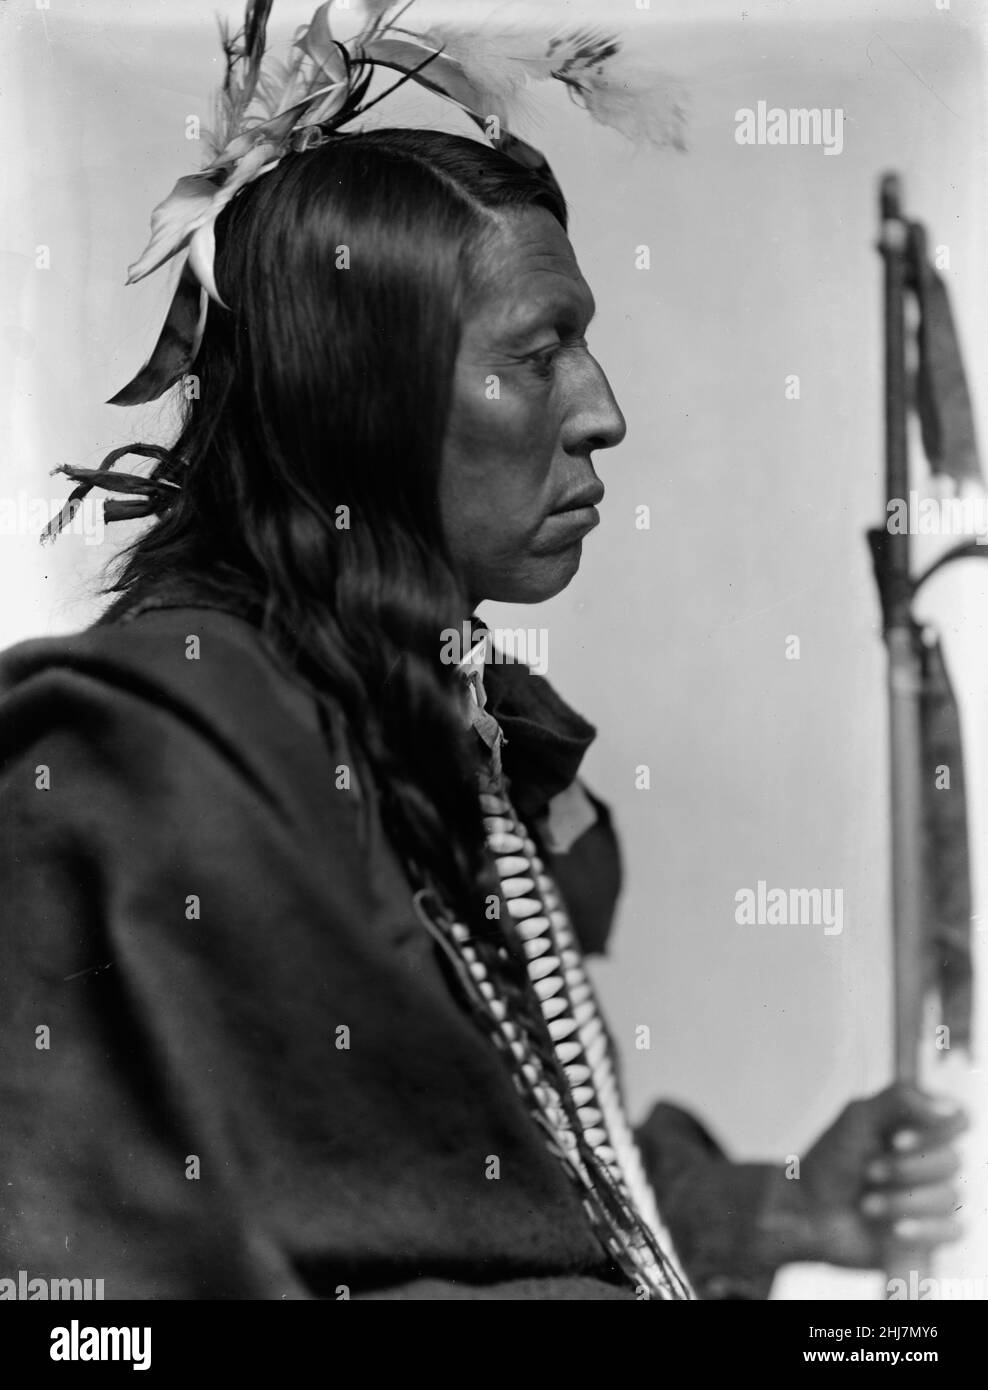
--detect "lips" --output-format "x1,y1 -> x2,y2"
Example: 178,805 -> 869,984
552,483 -> 605,515
540,486 -> 604,554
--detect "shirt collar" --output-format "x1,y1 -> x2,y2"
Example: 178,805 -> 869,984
454,619 -> 598,820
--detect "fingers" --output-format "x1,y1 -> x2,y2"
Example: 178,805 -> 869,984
884,1216 -> 965,1249
863,1083 -> 968,1147
861,1180 -> 957,1220
861,1149 -> 965,1251
890,1084 -> 967,1139
868,1144 -> 962,1188
857,1092 -> 966,1251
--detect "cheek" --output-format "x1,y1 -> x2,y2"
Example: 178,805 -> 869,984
442,388 -> 555,540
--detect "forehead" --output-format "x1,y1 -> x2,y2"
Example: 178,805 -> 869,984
467,207 -> 595,341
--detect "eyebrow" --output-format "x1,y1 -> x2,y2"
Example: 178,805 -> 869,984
495,288 -> 597,345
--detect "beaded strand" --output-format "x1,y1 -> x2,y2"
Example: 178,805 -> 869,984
415,777 -> 694,1300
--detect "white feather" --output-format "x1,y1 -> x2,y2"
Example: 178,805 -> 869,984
395,11 -> 687,148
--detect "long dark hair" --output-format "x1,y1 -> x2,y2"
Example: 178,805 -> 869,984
107,127 -> 568,924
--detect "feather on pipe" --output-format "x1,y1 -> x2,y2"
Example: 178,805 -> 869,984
107,0 -> 686,407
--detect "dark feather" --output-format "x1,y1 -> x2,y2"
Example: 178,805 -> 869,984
108,262 -> 206,407
241,0 -> 276,108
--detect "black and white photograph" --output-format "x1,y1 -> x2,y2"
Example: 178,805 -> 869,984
1,0 -> 986,1354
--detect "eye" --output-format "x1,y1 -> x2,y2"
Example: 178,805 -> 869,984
527,344 -> 561,379
525,335 -> 588,381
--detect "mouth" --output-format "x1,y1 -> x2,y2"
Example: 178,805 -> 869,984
550,483 -> 605,521
541,486 -> 605,550
552,504 -> 600,533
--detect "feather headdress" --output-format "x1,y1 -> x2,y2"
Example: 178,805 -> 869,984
108,0 -> 685,408
42,0 -> 684,541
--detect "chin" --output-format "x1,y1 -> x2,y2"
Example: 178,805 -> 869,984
484,545 -> 583,605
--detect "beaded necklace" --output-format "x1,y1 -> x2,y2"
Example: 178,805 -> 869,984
412,657 -> 695,1301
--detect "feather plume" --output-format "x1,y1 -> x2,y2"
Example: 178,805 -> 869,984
378,14 -> 687,150
325,0 -> 403,49
208,3 -> 355,158
108,0 -> 686,410
212,0 -> 276,157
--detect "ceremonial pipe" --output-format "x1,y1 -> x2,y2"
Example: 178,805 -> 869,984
878,172 -> 930,1293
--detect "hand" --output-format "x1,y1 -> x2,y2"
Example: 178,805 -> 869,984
784,1082 -> 967,1268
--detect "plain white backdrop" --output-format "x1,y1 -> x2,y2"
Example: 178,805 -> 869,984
3,0 -> 986,1298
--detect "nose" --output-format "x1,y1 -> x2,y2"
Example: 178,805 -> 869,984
561,353 -> 627,455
